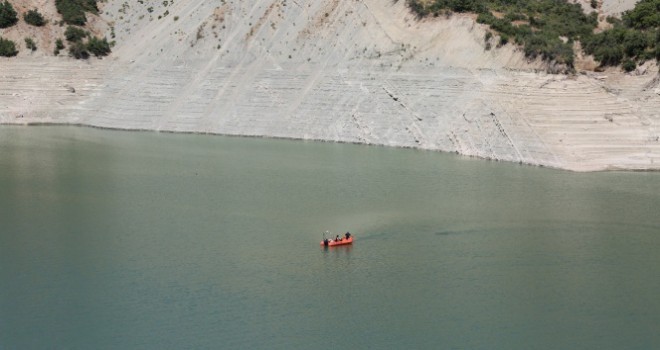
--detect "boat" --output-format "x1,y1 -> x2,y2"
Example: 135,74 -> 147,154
320,236 -> 353,246
320,232 -> 353,246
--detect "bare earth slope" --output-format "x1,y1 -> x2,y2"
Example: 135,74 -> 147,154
1,0 -> 659,171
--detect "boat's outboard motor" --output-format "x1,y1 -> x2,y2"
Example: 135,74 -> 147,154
323,239 -> 329,246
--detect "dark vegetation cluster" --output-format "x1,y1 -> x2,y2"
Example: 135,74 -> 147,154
407,0 -> 660,72
65,25 -> 110,59
55,0 -> 98,25
0,0 -> 18,28
24,37 -> 36,51
0,0 -> 111,59
0,0 -> 18,56
0,36 -> 18,56
54,38 -> 65,55
55,0 -> 112,59
24,9 -> 46,26
583,0 -> 660,71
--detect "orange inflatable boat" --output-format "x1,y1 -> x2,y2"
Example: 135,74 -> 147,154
321,235 -> 353,247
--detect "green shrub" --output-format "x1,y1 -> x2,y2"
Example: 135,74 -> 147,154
24,37 -> 36,51
484,31 -> 493,42
504,12 -> 526,22
622,0 -> 660,30
623,30 -> 649,57
86,36 -> 110,57
499,33 -> 509,47
63,33 -> 111,59
606,16 -> 621,24
0,0 -> 18,28
622,58 -> 637,72
55,0 -> 98,25
54,38 -> 65,55
24,8 -> 45,26
0,36 -> 18,56
68,40 -> 89,59
65,25 -> 87,42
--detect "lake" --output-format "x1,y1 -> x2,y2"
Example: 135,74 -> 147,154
1,126 -> 659,349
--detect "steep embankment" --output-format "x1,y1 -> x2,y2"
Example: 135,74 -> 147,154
1,0 -> 658,171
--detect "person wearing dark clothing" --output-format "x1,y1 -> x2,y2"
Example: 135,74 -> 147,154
345,232 -> 351,239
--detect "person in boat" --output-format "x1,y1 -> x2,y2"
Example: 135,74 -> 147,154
345,232 -> 351,240
335,234 -> 340,242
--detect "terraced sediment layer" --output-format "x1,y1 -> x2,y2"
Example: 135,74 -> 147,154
1,0 -> 658,171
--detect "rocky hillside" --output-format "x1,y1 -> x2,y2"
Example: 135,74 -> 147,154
1,0 -> 659,171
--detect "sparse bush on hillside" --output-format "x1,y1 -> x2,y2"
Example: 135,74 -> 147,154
24,8 -> 46,26
55,0 -> 98,25
0,36 -> 18,56
408,0 -> 486,17
24,37 -> 36,51
499,33 -> 509,47
86,36 -> 110,57
54,38 -> 65,55
622,58 -> 637,72
65,25 -> 87,42
68,40 -> 89,59
63,26 -> 111,59
0,0 -> 18,28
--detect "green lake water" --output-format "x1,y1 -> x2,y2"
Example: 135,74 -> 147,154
1,126 -> 659,349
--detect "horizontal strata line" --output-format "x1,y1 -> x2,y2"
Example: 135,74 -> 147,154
557,145 -> 660,150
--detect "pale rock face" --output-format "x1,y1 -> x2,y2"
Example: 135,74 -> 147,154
571,0 -> 640,16
1,0 -> 658,171
600,0 -> 641,16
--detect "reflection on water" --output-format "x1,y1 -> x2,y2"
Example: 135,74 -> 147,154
1,126 -> 659,349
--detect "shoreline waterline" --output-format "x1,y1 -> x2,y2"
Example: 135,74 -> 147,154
2,123 -> 654,173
